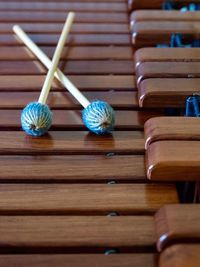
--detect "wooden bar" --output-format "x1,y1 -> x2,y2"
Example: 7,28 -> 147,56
128,0 -> 163,10
159,244 -> 200,267
1,74 -> 136,90
0,215 -> 156,253
144,117 -> 200,149
0,11 -> 128,23
0,183 -> 178,215
0,2 -> 127,12
0,75 -> 135,91
136,62 -> 200,83
2,34 -> 131,45
0,131 -> 145,155
0,60 -> 134,75
146,141 -> 200,181
0,91 -> 139,109
0,155 -> 146,182
138,78 -> 200,108
131,11 -> 200,27
0,46 -> 133,60
0,23 -> 130,34
0,254 -> 157,267
135,48 -> 200,68
132,21 -> 200,47
0,110 -> 163,130
155,205 -> 200,251
129,0 -> 200,10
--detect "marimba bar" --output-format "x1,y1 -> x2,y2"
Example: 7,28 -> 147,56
129,0 -> 200,10
160,245 -> 200,267
131,11 -> 200,47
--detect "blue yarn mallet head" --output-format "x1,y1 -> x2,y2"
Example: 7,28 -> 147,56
21,102 -> 52,136
82,100 -> 115,135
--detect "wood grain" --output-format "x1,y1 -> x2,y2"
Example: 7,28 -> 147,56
0,254 -> 157,267
131,10 -> 200,27
136,62 -> 200,83
8,33 -> 131,45
0,2 -> 127,12
144,117 -> 200,149
0,131 -> 145,155
155,205 -> 200,251
0,75 -> 135,91
146,141 -> 200,181
0,91 -> 139,109
138,78 -> 200,108
0,11 -> 128,23
0,46 -> 132,60
0,215 -> 155,252
159,244 -> 200,267
0,155 -> 146,182
0,60 -> 134,74
0,23 -> 129,34
134,48 -> 200,68
132,21 -> 200,47
0,183 -> 178,215
0,110 -> 163,130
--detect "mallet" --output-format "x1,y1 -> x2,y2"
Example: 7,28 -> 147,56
13,24 -> 115,135
14,12 -> 75,136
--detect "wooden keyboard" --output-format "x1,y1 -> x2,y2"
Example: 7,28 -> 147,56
0,0 -> 199,266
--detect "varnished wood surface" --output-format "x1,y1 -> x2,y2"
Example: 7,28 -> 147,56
0,60 -> 134,74
0,215 -> 156,252
0,155 -> 146,182
132,21 -> 200,47
0,2 -> 128,12
0,254 -> 157,267
0,131 -> 145,155
138,78 -> 200,108
0,110 -> 163,130
155,205 -> 200,251
144,117 -> 200,149
0,183 -> 178,215
0,91 -> 138,109
135,48 -> 200,68
0,23 -> 129,34
131,10 -> 200,27
2,34 -> 131,45
0,11 -> 129,23
0,57 -> 134,73
159,244 -> 200,267
136,62 -> 200,83
0,46 -> 133,59
0,75 -> 135,91
0,91 -> 140,110
146,141 -> 200,181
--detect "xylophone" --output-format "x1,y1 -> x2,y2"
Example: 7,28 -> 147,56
0,0 -> 199,266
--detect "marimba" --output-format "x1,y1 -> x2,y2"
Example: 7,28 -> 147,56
0,0 -> 199,266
